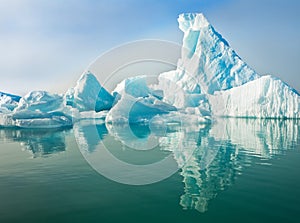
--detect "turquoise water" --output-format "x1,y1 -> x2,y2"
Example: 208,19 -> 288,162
0,119 -> 300,223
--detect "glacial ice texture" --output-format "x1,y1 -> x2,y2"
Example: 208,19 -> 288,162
1,13 -> 300,127
156,13 -> 300,119
0,91 -> 72,128
66,72 -> 114,112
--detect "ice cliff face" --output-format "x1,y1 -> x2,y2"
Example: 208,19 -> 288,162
160,13 -> 259,95
157,13 -> 300,119
209,75 -> 300,118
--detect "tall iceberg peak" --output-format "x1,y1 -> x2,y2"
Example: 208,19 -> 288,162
178,13 -> 210,31
171,13 -> 259,94
156,13 -> 299,119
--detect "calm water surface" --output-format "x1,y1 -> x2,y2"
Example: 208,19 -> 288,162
0,118 -> 299,223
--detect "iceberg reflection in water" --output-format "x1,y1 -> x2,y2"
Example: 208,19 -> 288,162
1,119 -> 297,212
0,127 -> 71,158
74,118 -> 299,213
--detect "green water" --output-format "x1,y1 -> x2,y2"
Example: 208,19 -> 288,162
0,119 -> 300,223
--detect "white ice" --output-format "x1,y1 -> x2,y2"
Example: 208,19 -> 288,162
65,71 -> 114,112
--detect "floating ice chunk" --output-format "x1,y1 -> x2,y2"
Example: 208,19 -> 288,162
0,91 -> 21,102
67,71 -> 114,112
0,91 -> 73,128
113,75 -> 151,98
107,76 -> 177,123
113,75 -> 163,100
106,93 -> 177,123
15,91 -> 63,112
0,91 -> 21,111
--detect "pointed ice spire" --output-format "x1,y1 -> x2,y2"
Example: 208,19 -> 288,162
178,13 -> 210,32
175,13 -> 259,94
157,13 -> 299,118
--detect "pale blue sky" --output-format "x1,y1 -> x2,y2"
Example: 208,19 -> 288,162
0,0 -> 299,95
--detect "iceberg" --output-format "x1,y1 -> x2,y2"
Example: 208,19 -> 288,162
0,91 -> 21,112
66,71 -> 114,112
0,72 -> 114,128
0,91 -> 21,102
1,13 -> 299,128
0,91 -> 72,128
106,74 -> 211,124
156,13 -> 300,119
113,75 -> 152,98
158,13 -> 259,97
14,91 -> 72,129
105,93 -> 177,123
15,91 -> 63,112
106,76 -> 177,123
